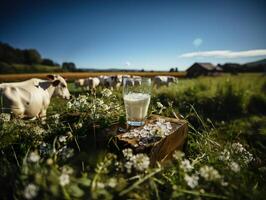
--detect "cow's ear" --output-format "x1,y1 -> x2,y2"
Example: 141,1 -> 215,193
52,80 -> 60,87
47,74 -> 55,80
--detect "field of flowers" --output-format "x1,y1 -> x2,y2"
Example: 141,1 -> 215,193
0,73 -> 266,200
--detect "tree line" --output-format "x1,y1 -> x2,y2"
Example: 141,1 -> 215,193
0,42 -> 76,73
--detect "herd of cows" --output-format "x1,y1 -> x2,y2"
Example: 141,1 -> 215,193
74,74 -> 177,91
0,74 -> 177,120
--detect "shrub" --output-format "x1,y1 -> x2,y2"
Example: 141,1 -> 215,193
247,94 -> 266,115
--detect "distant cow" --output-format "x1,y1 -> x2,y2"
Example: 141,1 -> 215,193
123,77 -> 142,86
84,77 -> 100,93
0,74 -> 71,119
154,76 -> 176,88
74,79 -> 85,89
103,75 -> 122,90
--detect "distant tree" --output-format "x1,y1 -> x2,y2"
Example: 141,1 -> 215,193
62,62 -> 76,71
141,69 -> 145,72
41,58 -> 55,66
169,68 -> 175,72
24,49 -> 42,64
175,67 -> 179,72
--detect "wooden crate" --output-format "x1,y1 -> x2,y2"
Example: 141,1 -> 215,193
116,115 -> 188,166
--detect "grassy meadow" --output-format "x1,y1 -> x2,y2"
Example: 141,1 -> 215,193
0,73 -> 266,200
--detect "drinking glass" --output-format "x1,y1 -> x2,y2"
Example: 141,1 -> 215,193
123,77 -> 151,126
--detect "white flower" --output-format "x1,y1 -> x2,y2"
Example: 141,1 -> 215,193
125,161 -> 133,173
59,135 -> 67,143
52,114 -> 60,124
24,184 -> 39,199
199,165 -> 221,181
219,149 -> 230,162
59,173 -> 70,186
180,159 -> 193,172
173,150 -> 185,161
131,154 -> 150,172
101,88 -> 112,97
232,142 -> 245,154
77,123 -> 83,128
0,113 -> 11,122
230,161 -> 240,172
28,151 -> 40,163
32,126 -> 46,135
184,174 -> 199,188
108,178 -> 117,188
96,182 -> 105,189
122,148 -> 133,159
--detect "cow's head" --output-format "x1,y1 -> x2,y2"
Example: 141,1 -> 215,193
47,74 -> 71,100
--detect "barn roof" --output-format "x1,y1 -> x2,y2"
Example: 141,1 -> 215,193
195,63 -> 216,70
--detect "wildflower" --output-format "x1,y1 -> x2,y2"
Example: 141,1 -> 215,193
122,148 -> 133,159
59,135 -> 67,143
125,161 -> 133,173
232,142 -> 245,154
108,178 -> 117,188
230,161 -> 240,172
219,149 -> 230,162
46,158 -> 53,165
199,165 -> 221,181
59,173 -> 70,186
52,114 -> 60,124
24,184 -> 39,199
32,126 -> 46,135
173,150 -> 185,161
96,182 -> 105,189
101,88 -> 112,97
77,122 -> 83,128
28,151 -> 40,163
62,165 -> 74,175
231,142 -> 254,164
180,159 -> 193,172
131,153 -> 150,172
221,180 -> 229,186
184,174 -> 199,189
0,113 -> 11,122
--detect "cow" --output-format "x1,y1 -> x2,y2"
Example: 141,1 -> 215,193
103,75 -> 122,90
123,77 -> 142,86
74,79 -> 85,89
84,77 -> 100,93
0,74 -> 71,120
153,76 -> 176,88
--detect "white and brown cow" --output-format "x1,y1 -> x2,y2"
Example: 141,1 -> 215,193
0,74 -> 71,119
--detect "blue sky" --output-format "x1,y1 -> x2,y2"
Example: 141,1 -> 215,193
0,0 -> 266,70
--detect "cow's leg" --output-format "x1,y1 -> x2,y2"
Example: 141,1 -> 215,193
38,109 -> 47,121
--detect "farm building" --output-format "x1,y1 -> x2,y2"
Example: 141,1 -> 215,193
186,62 -> 223,77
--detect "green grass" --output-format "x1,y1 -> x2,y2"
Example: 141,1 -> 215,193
0,73 -> 266,199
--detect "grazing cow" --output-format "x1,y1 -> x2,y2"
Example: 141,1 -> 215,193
84,77 -> 100,93
0,74 -> 71,119
154,76 -> 176,88
123,77 -> 142,86
104,76 -> 122,90
74,79 -> 85,89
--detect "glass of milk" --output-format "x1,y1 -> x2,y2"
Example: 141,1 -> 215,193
123,77 -> 151,126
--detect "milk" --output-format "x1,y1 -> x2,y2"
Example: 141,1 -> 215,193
123,93 -> 151,125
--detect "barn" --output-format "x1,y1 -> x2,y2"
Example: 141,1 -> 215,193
186,62 -> 223,77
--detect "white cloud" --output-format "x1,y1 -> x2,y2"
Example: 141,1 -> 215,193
125,61 -> 131,66
193,38 -> 203,48
180,49 -> 266,58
